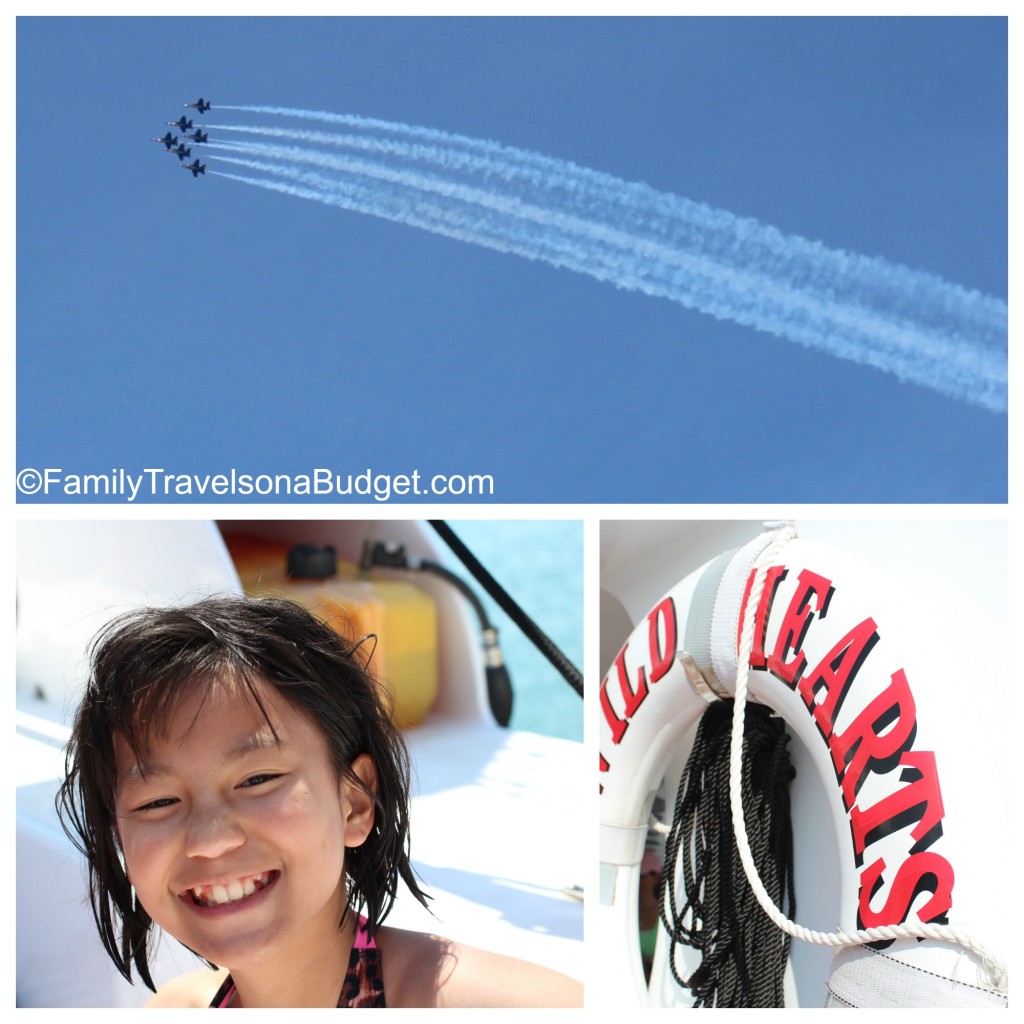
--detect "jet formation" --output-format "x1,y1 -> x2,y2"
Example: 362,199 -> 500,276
151,98 -> 211,179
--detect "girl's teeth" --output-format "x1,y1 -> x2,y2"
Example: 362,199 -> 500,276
192,873 -> 269,906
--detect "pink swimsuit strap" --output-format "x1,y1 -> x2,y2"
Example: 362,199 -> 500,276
352,914 -> 377,951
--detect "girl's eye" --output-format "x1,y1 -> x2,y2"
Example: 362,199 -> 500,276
136,797 -> 177,813
240,773 -> 280,789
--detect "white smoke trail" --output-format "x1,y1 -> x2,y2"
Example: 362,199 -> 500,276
210,153 -> 663,288
211,107 -> 1007,411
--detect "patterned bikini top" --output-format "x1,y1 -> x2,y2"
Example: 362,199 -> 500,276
209,916 -> 386,1008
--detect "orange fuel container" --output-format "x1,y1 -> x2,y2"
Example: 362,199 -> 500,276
225,534 -> 438,729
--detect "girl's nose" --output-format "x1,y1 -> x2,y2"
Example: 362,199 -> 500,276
184,802 -> 245,860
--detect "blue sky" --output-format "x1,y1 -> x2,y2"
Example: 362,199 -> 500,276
17,16 -> 1007,502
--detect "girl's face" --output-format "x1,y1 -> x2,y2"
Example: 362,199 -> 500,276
113,677 -> 375,973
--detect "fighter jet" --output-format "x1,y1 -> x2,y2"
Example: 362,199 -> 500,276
184,129 -> 209,144
166,143 -> 192,161
150,132 -> 179,150
166,116 -> 194,133
184,98 -> 212,113
181,159 -> 206,178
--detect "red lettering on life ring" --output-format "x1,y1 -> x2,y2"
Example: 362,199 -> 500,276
599,597 -> 677,787
743,566 -> 953,929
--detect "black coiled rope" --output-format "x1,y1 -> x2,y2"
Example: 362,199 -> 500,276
659,700 -> 796,1007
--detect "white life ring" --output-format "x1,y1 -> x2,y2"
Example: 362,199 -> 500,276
597,524 -> 1008,1008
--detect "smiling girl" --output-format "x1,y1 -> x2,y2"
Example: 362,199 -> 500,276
56,596 -> 581,1008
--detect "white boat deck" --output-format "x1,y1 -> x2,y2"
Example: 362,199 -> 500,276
397,718 -> 584,973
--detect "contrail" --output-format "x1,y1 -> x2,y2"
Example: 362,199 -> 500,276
210,152 -> 659,289
210,106 -> 1007,411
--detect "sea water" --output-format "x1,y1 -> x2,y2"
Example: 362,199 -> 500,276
444,521 -> 583,743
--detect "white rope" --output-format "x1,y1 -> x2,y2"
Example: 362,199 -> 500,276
647,815 -> 670,838
728,523 -> 1008,994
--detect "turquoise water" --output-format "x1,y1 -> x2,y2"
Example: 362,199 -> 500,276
443,521 -> 583,743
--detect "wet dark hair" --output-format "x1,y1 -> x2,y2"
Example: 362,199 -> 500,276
56,594 -> 430,991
